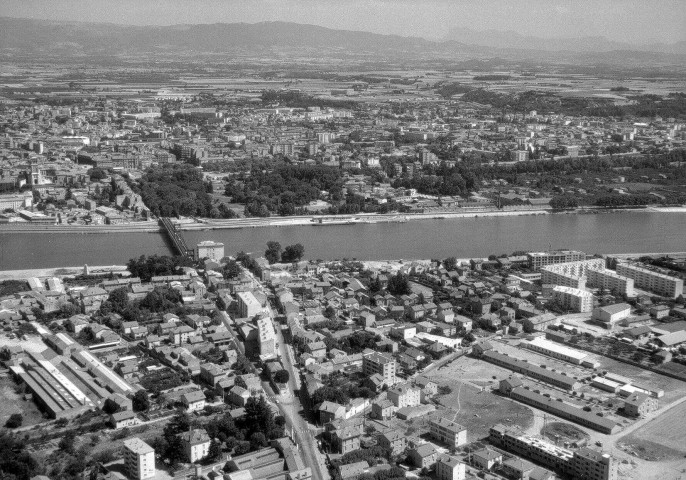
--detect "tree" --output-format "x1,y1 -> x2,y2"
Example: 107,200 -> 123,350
244,396 -> 276,437
222,260 -> 242,280
207,439 -> 222,461
274,370 -> 289,384
443,257 -> 458,271
233,354 -> 252,375
5,413 -> 22,428
107,287 -> 130,313
89,167 -> 107,181
132,390 -> 150,412
265,241 -> 282,264
250,432 -> 268,450
234,440 -> 251,455
58,431 -> 76,454
387,272 -> 411,295
281,244 -> 305,263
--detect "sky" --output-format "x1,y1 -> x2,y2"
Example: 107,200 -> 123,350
1,0 -> 684,44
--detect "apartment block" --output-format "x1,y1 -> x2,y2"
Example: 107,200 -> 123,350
541,258 -> 605,289
586,267 -> 635,297
490,425 -> 617,480
237,291 -> 262,318
123,437 -> 156,480
527,250 -> 585,270
362,352 -> 397,386
195,240 -> 225,261
429,417 -> 468,448
616,263 -> 684,299
256,316 -> 276,357
552,286 -> 594,313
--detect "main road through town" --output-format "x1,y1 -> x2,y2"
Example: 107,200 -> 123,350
237,268 -> 331,480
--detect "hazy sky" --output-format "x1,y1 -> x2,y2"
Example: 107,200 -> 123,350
1,0 -> 684,44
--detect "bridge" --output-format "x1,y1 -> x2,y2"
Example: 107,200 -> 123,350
159,217 -> 193,258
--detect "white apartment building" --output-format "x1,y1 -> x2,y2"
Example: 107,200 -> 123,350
362,352 -> 397,386
527,250 -> 586,270
195,240 -> 225,262
237,291 -> 262,318
541,258 -> 606,289
430,417 -> 468,448
257,316 -> 276,357
586,268 -> 635,297
552,286 -> 594,313
123,437 -> 156,480
616,263 -> 684,299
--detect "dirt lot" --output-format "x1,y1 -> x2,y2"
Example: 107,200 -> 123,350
0,375 -> 45,427
618,399 -> 686,461
424,356 -> 534,441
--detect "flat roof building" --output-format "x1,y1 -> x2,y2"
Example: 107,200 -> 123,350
524,336 -> 596,366
616,262 -> 683,299
527,251 -> 585,270
123,437 -> 156,480
552,286 -> 594,313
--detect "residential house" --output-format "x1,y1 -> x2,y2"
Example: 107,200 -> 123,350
181,390 -> 206,412
378,429 -> 407,456
409,444 -> 438,469
179,429 -> 211,463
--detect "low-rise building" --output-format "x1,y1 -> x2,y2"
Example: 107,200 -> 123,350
623,392 -> 658,418
429,417 -> 467,448
436,455 -> 466,480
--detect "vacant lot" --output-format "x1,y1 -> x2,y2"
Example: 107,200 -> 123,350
618,400 -> 686,461
426,356 -> 534,441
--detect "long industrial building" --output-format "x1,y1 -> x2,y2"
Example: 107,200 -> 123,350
481,349 -> 580,390
505,386 -> 619,434
10,351 -> 93,419
524,337 -> 599,368
616,262 -> 684,299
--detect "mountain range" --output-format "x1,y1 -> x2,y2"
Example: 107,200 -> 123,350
0,17 -> 684,62
444,27 -> 686,55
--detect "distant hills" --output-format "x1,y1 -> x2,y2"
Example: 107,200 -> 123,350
444,27 -> 686,55
0,17 -> 439,54
0,17 -> 684,64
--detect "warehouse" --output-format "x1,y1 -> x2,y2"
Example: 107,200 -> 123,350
506,386 -> 619,434
482,350 -> 580,390
524,337 -> 599,368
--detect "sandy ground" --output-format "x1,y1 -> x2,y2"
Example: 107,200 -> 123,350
0,265 -> 128,281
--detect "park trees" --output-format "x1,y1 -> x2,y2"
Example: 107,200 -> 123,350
387,271 -> 411,295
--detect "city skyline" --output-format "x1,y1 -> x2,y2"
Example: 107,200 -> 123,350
1,0 -> 685,45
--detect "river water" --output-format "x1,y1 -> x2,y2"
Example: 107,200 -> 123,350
1,211 -> 684,270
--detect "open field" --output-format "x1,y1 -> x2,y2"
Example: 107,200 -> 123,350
618,399 -> 686,461
425,356 -> 534,440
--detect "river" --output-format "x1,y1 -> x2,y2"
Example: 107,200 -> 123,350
0,211 -> 684,270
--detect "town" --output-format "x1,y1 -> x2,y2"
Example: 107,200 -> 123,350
1,63 -> 686,231
1,7 -> 686,480
0,241 -> 685,480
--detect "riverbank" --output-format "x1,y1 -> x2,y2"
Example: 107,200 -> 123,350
0,265 -> 129,281
2,205 -> 683,234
